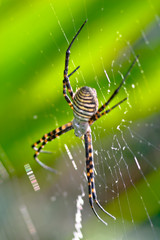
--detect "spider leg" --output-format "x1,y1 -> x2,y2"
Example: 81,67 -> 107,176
63,66 -> 80,110
32,121 -> 73,172
88,177 -> 109,226
96,55 -> 139,115
63,20 -> 87,108
68,66 -> 80,78
89,97 -> 127,124
84,131 -> 116,225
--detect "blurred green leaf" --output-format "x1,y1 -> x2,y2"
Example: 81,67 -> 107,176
0,0 -> 160,239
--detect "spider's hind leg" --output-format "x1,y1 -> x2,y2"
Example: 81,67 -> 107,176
97,55 -> 139,114
90,55 -> 139,125
63,66 -> 80,110
63,20 -> 87,108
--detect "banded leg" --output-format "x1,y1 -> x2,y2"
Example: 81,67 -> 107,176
89,97 -> 127,125
63,20 -> 87,108
63,66 -> 80,110
32,122 -> 73,172
95,55 -> 139,116
84,131 -> 116,226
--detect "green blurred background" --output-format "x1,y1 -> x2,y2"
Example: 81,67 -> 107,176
0,0 -> 160,239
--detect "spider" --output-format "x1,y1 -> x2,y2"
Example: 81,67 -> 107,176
32,20 -> 139,226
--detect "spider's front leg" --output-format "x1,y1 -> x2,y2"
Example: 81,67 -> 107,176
84,130 -> 116,226
63,20 -> 87,109
32,122 -> 73,172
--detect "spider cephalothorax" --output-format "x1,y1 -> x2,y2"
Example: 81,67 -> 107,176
32,20 -> 139,226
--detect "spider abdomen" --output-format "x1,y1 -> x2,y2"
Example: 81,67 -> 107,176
73,87 -> 98,121
72,86 -> 98,137
73,86 -> 98,121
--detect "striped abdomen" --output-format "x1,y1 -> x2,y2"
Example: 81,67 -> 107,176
73,86 -> 98,121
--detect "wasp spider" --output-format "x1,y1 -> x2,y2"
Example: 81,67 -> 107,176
32,20 -> 139,226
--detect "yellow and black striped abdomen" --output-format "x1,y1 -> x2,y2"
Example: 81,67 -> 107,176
73,86 -> 98,121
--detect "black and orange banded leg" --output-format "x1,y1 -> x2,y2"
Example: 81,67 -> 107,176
84,131 -> 116,226
63,67 -> 80,110
63,20 -> 87,109
95,55 -> 139,116
89,97 -> 127,125
32,122 -> 73,172
89,56 -> 139,125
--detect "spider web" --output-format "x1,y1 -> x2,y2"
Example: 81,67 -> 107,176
44,5 -> 160,240
0,1 -> 160,240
